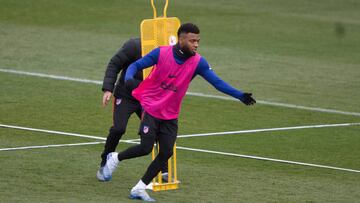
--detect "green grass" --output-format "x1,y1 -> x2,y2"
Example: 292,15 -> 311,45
1,0 -> 360,111
1,71 -> 360,203
1,0 -> 360,202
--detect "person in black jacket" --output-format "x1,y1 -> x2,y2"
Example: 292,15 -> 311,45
97,38 -> 168,181
96,38 -> 142,181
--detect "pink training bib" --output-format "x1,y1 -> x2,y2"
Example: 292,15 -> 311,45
132,46 -> 201,120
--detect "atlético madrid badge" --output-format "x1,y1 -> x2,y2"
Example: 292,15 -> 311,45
143,125 -> 149,134
116,99 -> 122,105
169,35 -> 177,45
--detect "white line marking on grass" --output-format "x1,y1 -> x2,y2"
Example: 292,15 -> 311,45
0,124 -> 106,141
0,68 -> 102,85
1,68 -> 360,117
124,122 -> 360,142
176,146 -> 360,173
178,122 -> 360,138
2,123 -> 360,173
0,142 -> 104,151
186,92 -> 360,117
123,140 -> 360,173
3,122 -> 360,143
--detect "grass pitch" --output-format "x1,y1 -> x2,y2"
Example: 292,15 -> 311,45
1,0 -> 360,202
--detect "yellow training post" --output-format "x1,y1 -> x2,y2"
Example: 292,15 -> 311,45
141,0 -> 181,192
150,143 -> 179,191
140,0 -> 181,78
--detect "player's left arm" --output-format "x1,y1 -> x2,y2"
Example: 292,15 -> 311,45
124,48 -> 160,91
125,48 -> 160,81
195,57 -> 256,105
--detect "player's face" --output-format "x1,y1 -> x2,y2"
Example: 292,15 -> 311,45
179,33 -> 200,56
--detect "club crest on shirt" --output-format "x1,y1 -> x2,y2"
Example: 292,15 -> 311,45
143,125 -> 149,134
116,98 -> 122,105
169,35 -> 177,45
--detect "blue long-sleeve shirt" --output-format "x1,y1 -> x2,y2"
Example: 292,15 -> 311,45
125,47 -> 244,100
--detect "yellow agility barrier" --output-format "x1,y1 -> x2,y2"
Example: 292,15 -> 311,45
141,0 -> 181,192
140,0 -> 181,78
150,143 -> 179,191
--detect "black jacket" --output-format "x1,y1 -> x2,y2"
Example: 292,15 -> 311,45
102,38 -> 143,100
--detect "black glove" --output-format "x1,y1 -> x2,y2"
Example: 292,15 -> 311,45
125,79 -> 141,93
239,92 -> 256,105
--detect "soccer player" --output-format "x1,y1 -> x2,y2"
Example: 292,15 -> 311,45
102,23 -> 256,201
97,38 -> 168,181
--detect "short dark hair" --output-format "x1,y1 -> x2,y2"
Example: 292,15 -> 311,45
177,23 -> 200,37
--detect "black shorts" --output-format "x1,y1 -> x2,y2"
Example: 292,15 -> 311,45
139,111 -> 178,151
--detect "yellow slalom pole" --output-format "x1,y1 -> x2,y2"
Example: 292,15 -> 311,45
173,143 -> 177,182
151,146 -> 156,185
157,143 -> 162,184
168,155 -> 172,182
